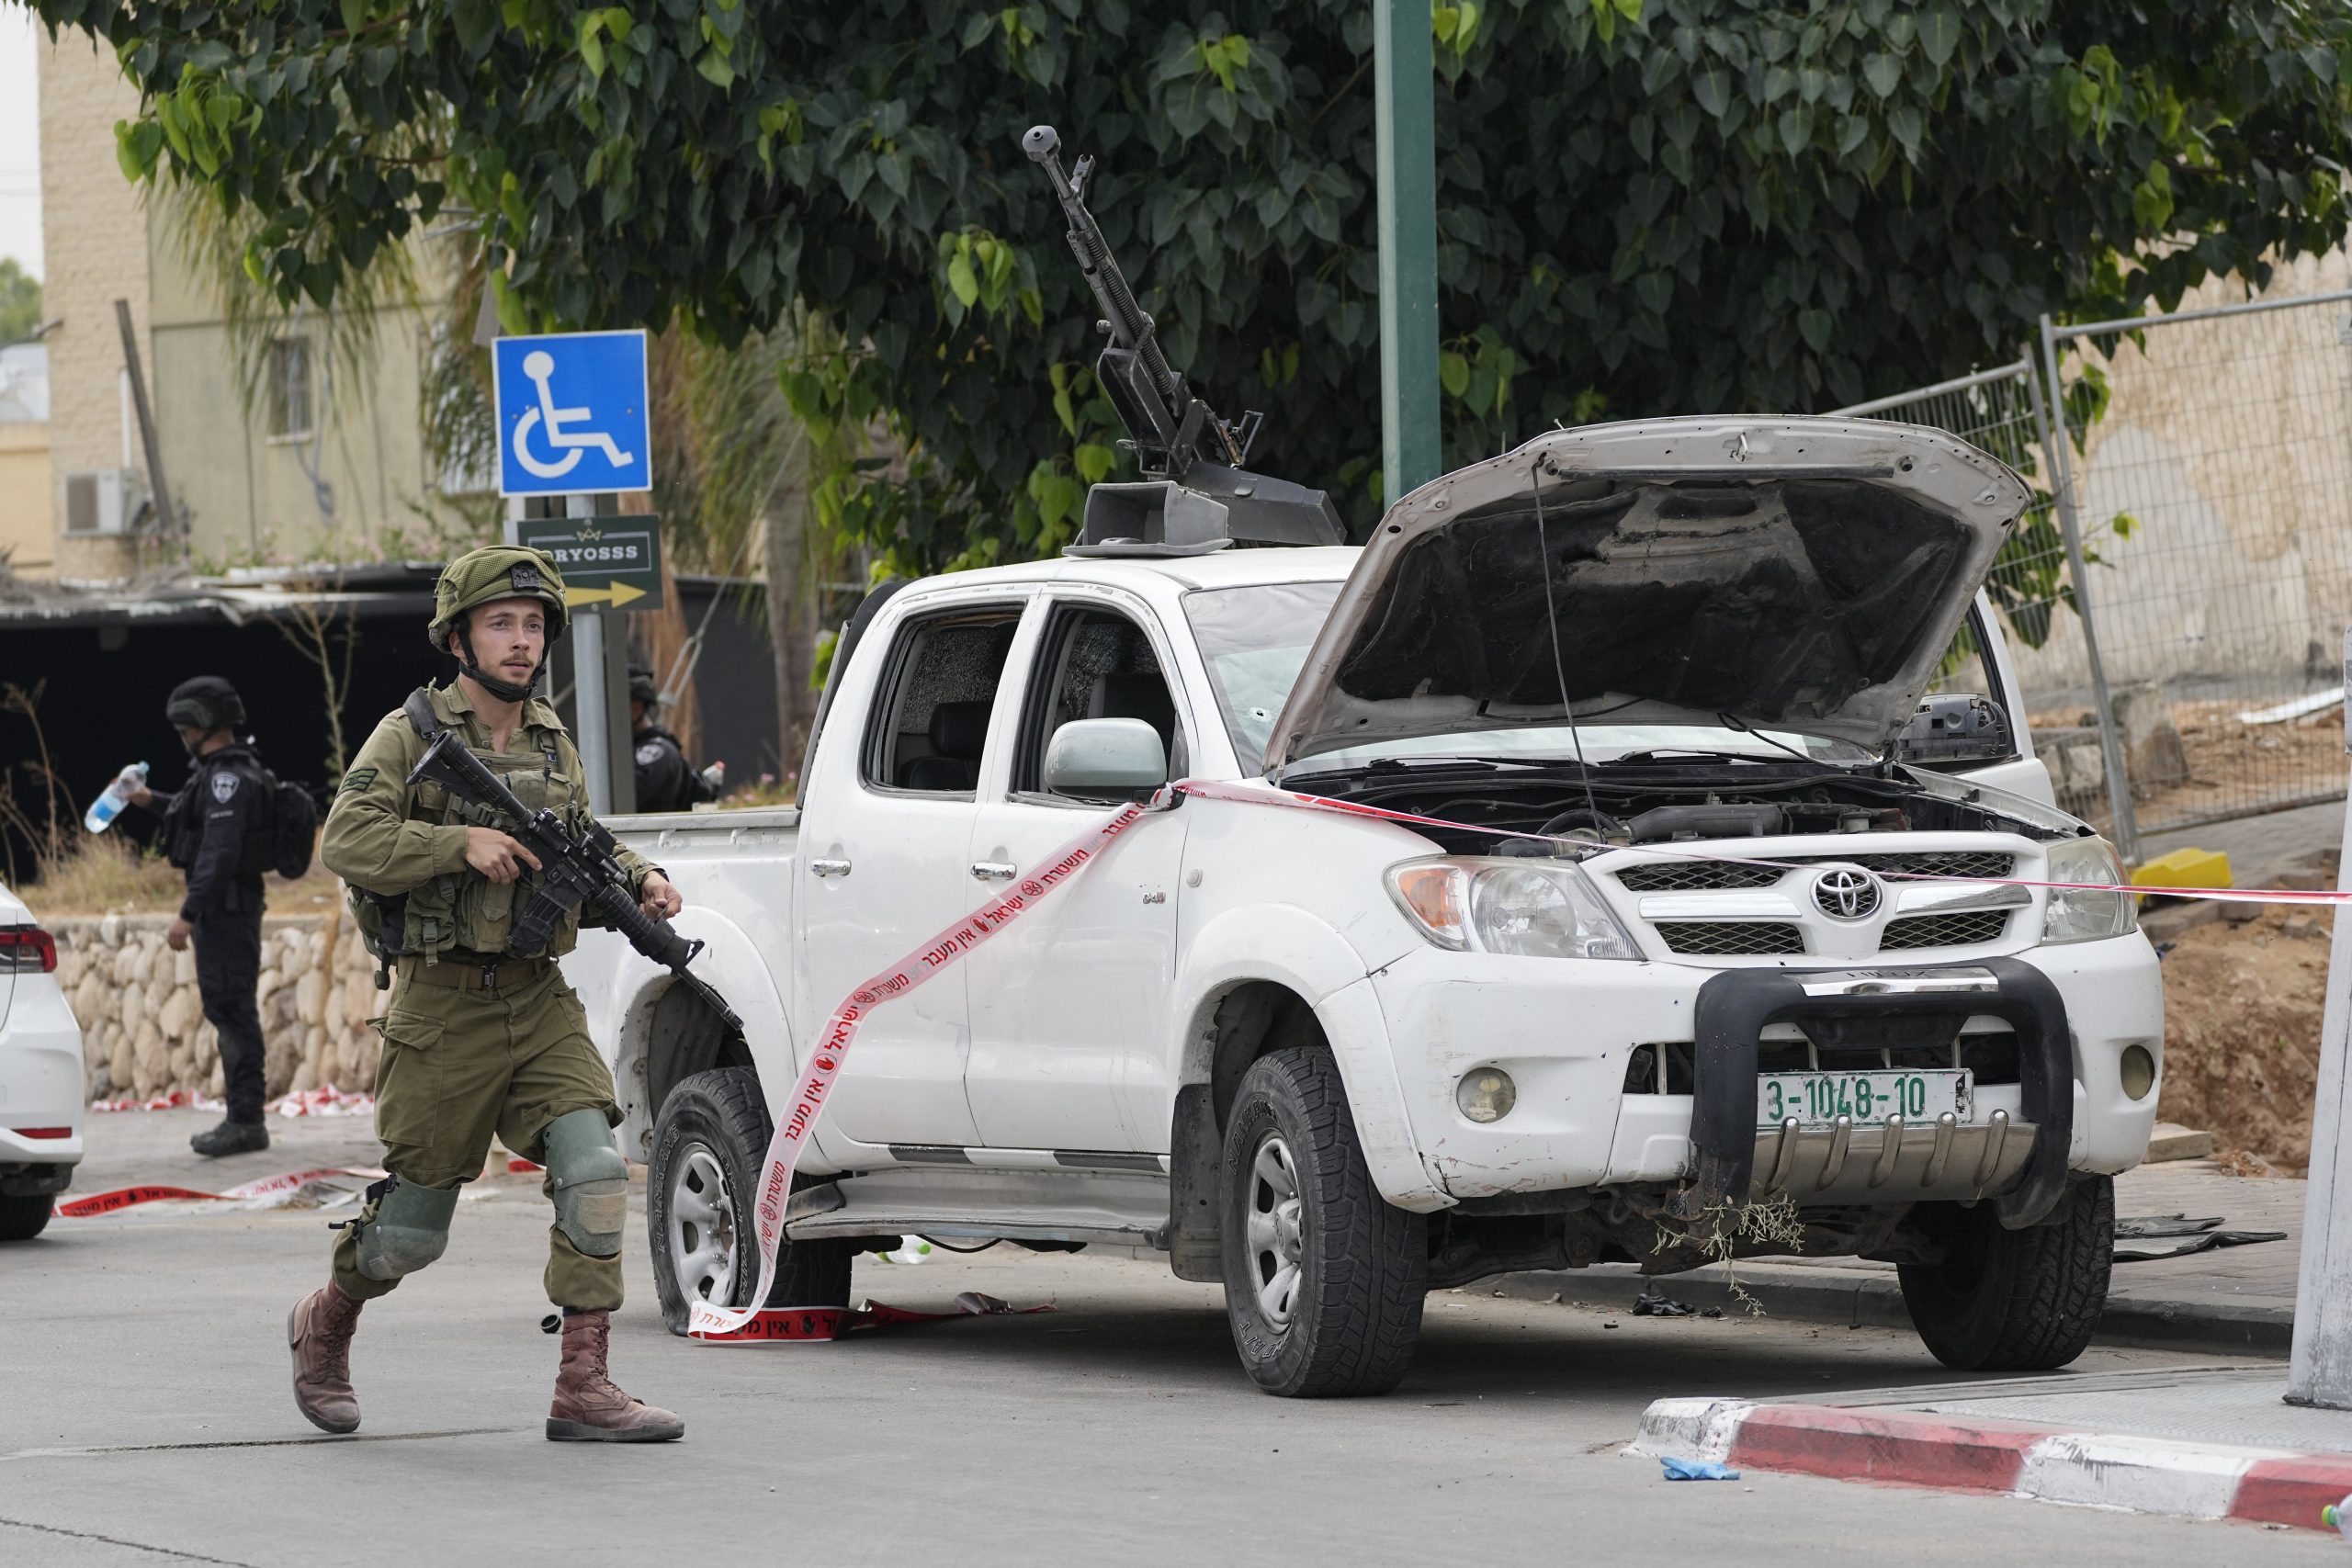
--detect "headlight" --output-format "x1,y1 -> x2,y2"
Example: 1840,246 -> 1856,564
1385,857 -> 1640,960
2041,836 -> 2137,944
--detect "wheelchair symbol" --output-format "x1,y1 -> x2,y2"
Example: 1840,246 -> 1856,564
511,350 -> 637,479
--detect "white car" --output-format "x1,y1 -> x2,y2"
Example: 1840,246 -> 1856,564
569,417 -> 2162,1395
0,885 -> 84,1239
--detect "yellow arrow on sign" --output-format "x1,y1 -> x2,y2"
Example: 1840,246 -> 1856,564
563,581 -> 648,609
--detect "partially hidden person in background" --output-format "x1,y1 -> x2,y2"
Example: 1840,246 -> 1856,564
628,662 -> 720,813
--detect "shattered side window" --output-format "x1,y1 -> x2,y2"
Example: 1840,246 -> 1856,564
862,607 -> 1024,794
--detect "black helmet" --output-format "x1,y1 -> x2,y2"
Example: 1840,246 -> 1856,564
628,663 -> 660,705
164,676 -> 245,733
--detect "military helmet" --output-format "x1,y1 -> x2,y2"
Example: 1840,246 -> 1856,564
427,546 -> 570,651
164,675 -> 246,733
628,662 -> 660,705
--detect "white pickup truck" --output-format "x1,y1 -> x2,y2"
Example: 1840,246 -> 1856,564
568,416 -> 2162,1397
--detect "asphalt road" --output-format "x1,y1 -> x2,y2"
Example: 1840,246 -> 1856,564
0,1118 -> 2332,1566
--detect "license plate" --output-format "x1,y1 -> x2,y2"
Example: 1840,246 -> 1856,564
1757,1070 -> 1971,1128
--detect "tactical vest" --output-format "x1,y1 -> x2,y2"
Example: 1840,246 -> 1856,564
349,690 -> 593,971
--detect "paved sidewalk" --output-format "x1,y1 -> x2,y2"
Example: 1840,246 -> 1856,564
1634,1365 -> 2352,1532
1497,1158 -> 2304,1356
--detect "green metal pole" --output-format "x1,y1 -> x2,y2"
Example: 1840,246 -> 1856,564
1374,0 -> 1442,507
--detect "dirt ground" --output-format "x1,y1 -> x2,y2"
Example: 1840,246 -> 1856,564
2032,695 -> 2345,836
2156,900 -> 2335,1174
2148,697 -> 2346,835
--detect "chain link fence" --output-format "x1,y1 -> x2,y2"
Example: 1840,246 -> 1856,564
1836,284 -> 2352,860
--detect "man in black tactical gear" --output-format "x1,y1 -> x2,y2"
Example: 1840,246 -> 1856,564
129,676 -> 275,1156
628,663 -> 718,814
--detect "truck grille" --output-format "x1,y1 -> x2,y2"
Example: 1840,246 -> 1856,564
1656,921 -> 1806,955
1615,851 -> 2015,894
1880,910 -> 2012,949
1615,862 -> 1785,893
1841,852 -> 2017,880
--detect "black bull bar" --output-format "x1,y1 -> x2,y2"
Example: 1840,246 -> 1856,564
1666,957 -> 2073,1229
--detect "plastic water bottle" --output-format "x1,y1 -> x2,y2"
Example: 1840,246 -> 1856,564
83,762 -> 149,834
2324,1497 -> 2352,1537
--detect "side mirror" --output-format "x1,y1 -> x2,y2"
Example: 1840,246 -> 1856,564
1893,694 -> 2014,765
1044,717 -> 1167,796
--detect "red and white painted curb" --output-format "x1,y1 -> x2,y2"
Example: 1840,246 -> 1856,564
1634,1396 -> 2352,1531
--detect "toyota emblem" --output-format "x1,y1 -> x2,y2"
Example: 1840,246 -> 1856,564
1813,868 -> 1882,921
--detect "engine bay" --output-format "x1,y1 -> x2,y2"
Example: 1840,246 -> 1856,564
1287,758 -> 2078,857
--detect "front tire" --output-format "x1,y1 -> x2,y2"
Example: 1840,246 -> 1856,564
646,1067 -> 852,1335
0,1191 -> 54,1241
1898,1175 -> 2113,1371
1219,1047 -> 1426,1397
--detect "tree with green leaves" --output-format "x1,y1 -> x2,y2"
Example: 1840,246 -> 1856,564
28,0 -> 2352,590
0,257 -> 41,345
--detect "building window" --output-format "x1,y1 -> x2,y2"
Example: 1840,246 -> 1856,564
267,337 -> 313,441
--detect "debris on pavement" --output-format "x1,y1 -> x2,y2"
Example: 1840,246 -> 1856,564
1660,1457 -> 1741,1481
1632,1292 -> 1696,1317
2113,1213 -> 2290,1262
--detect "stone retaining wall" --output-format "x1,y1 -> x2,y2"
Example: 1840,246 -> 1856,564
54,908 -> 384,1102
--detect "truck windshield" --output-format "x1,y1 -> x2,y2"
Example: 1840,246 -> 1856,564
1182,581 -> 1871,775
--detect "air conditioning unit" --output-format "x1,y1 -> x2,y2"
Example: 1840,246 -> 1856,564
62,468 -> 150,536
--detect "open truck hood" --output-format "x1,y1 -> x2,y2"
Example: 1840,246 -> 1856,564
1264,417 -> 2031,773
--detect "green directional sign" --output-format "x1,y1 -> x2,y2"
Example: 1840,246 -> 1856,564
516,513 -> 664,611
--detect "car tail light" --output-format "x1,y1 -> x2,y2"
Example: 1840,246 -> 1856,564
13,1128 -> 71,1139
0,926 -> 57,973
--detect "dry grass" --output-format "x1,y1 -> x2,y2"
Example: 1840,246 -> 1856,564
1654,1192 -> 1806,1314
26,832 -> 349,916
27,834 -> 185,913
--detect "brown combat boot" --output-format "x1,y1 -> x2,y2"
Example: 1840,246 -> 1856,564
548,1310 -> 684,1442
287,1283 -> 364,1434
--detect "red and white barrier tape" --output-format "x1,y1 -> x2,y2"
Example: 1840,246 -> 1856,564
1171,779 -> 2352,907
687,798 -> 1154,1338
91,1085 -> 377,1117
57,1166 -> 381,1219
692,774 -> 2344,1340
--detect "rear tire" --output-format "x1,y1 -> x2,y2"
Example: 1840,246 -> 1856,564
1219,1047 -> 1426,1397
0,1192 -> 53,1241
1898,1175 -> 2113,1371
647,1066 -> 852,1335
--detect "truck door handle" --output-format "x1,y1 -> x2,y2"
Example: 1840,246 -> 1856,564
810,857 -> 853,878
970,862 -> 1017,881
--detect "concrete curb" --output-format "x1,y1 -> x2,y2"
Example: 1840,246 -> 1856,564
1487,1261 -> 2292,1358
1631,1396 -> 2352,1530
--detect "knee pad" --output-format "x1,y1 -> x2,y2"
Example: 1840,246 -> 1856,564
544,1108 -> 628,1258
355,1177 -> 460,1281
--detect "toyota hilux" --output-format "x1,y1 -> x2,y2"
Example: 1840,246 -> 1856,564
566,415 -> 2160,1396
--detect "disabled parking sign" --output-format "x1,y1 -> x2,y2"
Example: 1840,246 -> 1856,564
492,330 -> 652,497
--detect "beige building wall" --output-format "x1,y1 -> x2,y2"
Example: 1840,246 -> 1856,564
0,422 -> 51,573
2007,249 -> 2352,702
36,35 -> 151,582
35,41 -> 474,580
147,240 -> 458,565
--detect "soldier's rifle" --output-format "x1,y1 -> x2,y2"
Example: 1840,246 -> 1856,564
405,730 -> 743,1034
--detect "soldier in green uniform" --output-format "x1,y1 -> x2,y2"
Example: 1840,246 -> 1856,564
287,545 -> 685,1443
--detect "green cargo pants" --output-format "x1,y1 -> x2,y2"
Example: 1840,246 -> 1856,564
330,955 -> 626,1310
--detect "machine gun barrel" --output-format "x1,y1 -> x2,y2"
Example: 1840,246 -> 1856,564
1023,124 -> 1179,402
1023,123 -> 1252,476
404,731 -> 742,1033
